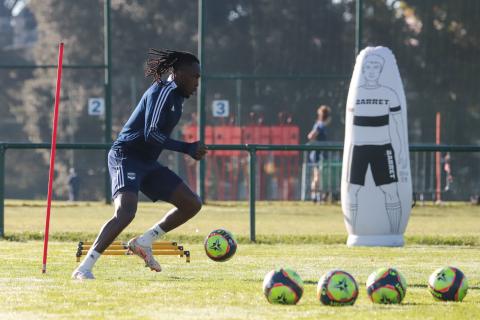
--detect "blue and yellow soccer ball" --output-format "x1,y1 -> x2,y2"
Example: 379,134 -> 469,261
366,267 -> 407,304
263,268 -> 304,305
204,228 -> 237,262
317,270 -> 359,306
428,266 -> 468,302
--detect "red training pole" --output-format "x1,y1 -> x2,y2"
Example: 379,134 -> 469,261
42,42 -> 64,274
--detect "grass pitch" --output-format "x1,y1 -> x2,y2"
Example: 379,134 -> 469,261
1,201 -> 480,319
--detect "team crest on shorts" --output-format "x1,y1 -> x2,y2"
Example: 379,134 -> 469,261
127,172 -> 136,180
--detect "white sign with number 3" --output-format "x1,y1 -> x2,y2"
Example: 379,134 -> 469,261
212,100 -> 229,117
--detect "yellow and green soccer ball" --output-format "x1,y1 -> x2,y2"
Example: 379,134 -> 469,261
204,228 -> 237,262
263,268 -> 304,305
366,267 -> 407,304
428,266 -> 468,302
317,270 -> 359,306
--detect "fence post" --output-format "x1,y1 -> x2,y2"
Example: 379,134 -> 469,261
355,0 -> 363,55
197,0 -> 207,202
104,0 -> 112,204
0,145 -> 5,237
249,146 -> 256,242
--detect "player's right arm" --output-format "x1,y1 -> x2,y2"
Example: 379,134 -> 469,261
388,89 -> 406,168
307,124 -> 318,141
144,86 -> 206,160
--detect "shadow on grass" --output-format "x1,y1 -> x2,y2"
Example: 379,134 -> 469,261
6,232 -> 480,246
402,302 -> 430,306
303,281 -> 480,290
410,284 -> 479,290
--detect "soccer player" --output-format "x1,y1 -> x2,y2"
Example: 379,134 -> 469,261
307,105 -> 331,203
346,54 -> 406,234
72,49 -> 207,279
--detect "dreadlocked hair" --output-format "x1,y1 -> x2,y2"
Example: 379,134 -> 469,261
145,49 -> 199,83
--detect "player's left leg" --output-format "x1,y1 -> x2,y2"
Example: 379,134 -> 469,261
378,183 -> 402,233
372,143 -> 402,233
311,166 -> 320,203
128,166 -> 202,272
308,151 -> 321,203
157,182 -> 202,232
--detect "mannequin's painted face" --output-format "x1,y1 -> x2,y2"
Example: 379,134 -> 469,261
362,61 -> 383,82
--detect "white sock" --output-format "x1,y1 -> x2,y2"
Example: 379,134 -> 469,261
137,224 -> 166,247
78,248 -> 100,272
386,202 -> 402,233
348,203 -> 359,233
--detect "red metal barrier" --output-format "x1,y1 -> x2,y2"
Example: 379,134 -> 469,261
213,126 -> 241,156
183,122 -> 299,201
242,124 -> 271,200
182,125 -> 214,197
211,126 -> 242,200
270,124 -> 300,200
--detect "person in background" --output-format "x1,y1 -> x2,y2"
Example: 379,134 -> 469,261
68,168 -> 80,201
307,105 -> 331,203
444,152 -> 453,191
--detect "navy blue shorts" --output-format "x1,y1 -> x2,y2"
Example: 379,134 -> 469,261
108,149 -> 183,201
348,144 -> 398,186
308,150 -> 327,164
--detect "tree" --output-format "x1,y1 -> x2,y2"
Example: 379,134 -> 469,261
7,0 -> 480,199
15,0 -> 197,199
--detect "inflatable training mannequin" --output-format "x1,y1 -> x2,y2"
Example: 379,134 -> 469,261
341,46 -> 412,247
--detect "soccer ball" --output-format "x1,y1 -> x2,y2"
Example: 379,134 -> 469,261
204,228 -> 237,262
317,270 -> 359,306
428,266 -> 468,301
366,267 -> 407,304
263,268 -> 304,305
